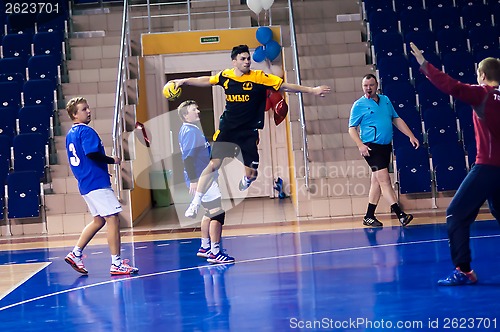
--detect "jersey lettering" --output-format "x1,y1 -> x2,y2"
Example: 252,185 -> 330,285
68,143 -> 80,166
223,79 -> 229,90
226,94 -> 250,102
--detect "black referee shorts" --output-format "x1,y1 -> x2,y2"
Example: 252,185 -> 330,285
363,143 -> 392,171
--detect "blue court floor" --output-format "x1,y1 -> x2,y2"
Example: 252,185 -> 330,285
1,219 -> 500,331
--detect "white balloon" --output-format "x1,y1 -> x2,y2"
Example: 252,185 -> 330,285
246,0 -> 263,15
260,0 -> 274,10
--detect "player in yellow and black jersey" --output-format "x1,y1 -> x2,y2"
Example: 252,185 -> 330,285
172,45 -> 331,220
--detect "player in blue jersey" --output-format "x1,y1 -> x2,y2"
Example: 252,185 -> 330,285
172,44 -> 331,218
349,74 -> 419,227
178,100 -> 234,264
64,97 -> 139,275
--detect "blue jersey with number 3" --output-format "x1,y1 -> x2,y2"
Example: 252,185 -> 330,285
66,123 -> 111,195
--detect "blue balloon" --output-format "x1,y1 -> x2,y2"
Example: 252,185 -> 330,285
264,40 -> 281,62
252,45 -> 266,62
256,26 -> 273,45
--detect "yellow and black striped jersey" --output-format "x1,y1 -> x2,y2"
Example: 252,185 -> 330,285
209,68 -> 283,131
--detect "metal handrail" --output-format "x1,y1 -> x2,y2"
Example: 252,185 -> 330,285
287,0 -> 309,190
111,0 -> 131,201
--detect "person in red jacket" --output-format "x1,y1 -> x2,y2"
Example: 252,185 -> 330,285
410,43 -> 500,286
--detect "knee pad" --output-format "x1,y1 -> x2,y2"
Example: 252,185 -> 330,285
207,210 -> 225,225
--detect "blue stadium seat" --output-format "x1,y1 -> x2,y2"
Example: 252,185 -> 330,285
404,29 -> 437,56
399,8 -> 431,36
461,124 -> 476,161
442,51 -> 476,84
424,0 -> 454,10
383,81 -> 418,112
426,122 -> 460,148
36,12 -> 68,34
6,170 -> 42,219
472,48 -> 500,64
0,106 -> 17,139
430,6 -> 461,33
363,0 -> 394,20
377,54 -> 411,87
0,179 -> 4,220
5,13 -> 37,35
436,27 -> 470,56
393,126 -> 424,153
431,143 -> 467,191
33,31 -> 66,63
0,57 -> 28,81
22,79 -> 56,110
468,26 -> 499,57
372,32 -> 405,61
397,106 -> 423,133
17,105 -> 53,143
368,10 -> 399,40
461,4 -> 493,30
0,33 -> 33,67
27,55 -> 61,89
410,51 -> 442,87
422,106 -> 457,130
394,0 -> 425,12
454,100 -> 473,129
12,132 -> 47,180
0,81 -> 22,109
0,72 -> 25,91
416,79 -> 451,109
396,146 -> 432,194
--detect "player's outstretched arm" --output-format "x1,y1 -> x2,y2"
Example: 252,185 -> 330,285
280,82 -> 331,97
173,76 -> 212,88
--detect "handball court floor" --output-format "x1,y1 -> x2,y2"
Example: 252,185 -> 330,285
1,197 -> 500,331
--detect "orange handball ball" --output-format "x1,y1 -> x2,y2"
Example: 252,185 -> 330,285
163,81 -> 182,101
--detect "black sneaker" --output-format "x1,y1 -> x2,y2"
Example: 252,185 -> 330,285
399,213 -> 413,226
363,216 -> 383,227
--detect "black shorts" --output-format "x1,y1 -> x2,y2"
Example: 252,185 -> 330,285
211,129 -> 259,169
363,143 -> 392,171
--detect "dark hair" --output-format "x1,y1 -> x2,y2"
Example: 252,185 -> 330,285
231,44 -> 250,60
478,57 -> 500,82
177,100 -> 198,122
362,73 -> 378,83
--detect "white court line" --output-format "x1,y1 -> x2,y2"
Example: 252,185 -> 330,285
0,262 -> 51,301
1,233 -> 498,312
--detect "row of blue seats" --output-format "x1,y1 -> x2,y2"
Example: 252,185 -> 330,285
0,104 -> 54,142
0,170 -> 43,220
396,142 -> 472,194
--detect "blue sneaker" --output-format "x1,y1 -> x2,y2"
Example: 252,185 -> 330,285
438,268 -> 478,286
238,174 -> 257,191
197,246 -> 211,258
207,250 -> 235,264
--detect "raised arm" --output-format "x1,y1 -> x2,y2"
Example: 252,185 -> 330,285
280,82 -> 331,97
173,76 -> 212,88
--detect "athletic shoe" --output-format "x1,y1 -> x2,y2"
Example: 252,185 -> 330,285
238,175 -> 256,191
65,252 -> 88,275
399,213 -> 414,226
197,247 -> 211,258
207,251 -> 235,264
110,259 -> 139,275
438,268 -> 478,286
185,202 -> 199,218
363,216 -> 383,227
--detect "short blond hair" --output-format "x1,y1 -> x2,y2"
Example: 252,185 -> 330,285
177,100 -> 197,122
66,97 -> 87,120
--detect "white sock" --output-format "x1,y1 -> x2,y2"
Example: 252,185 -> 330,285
111,255 -> 121,266
201,238 -> 210,249
192,192 -> 203,205
211,242 -> 220,255
72,246 -> 82,257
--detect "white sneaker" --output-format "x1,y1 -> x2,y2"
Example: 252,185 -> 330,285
185,202 -> 199,218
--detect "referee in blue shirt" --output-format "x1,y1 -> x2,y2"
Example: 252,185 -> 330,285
349,74 -> 419,227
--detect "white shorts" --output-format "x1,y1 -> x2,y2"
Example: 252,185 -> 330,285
82,188 -> 122,217
201,181 -> 221,203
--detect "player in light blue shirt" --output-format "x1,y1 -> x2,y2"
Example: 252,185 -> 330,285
178,100 -> 234,264
64,97 -> 139,275
349,74 -> 419,228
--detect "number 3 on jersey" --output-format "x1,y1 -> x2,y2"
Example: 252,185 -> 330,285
68,143 -> 80,166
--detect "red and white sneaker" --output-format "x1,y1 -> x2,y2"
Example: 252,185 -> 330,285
65,252 -> 88,275
110,259 -> 139,275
